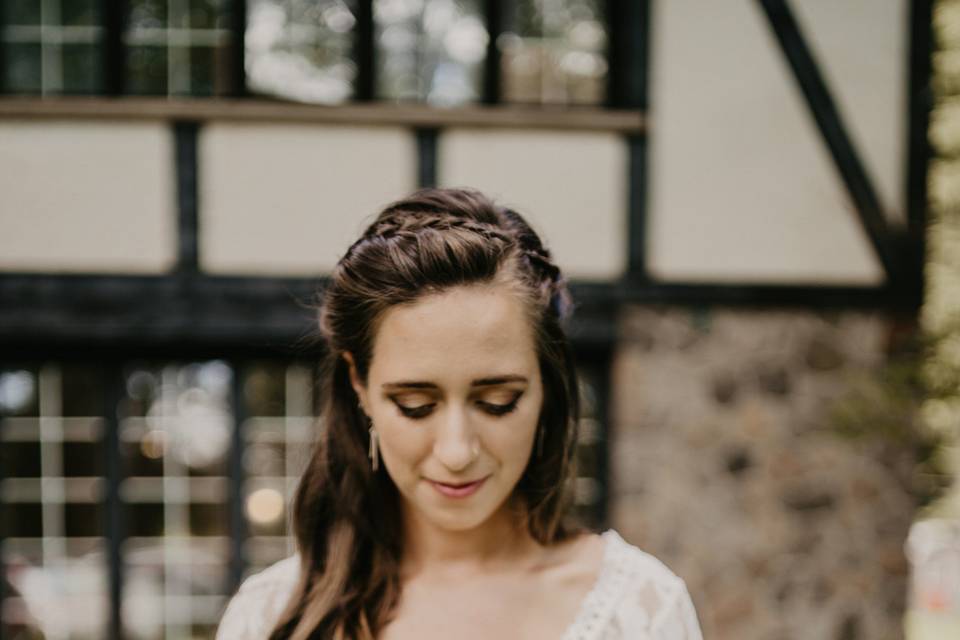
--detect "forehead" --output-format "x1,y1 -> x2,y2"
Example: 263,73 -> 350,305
369,284 -> 537,381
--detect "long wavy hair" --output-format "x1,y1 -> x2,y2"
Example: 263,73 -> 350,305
269,187 -> 582,639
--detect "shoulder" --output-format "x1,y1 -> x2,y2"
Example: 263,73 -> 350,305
216,555 -> 301,640
598,530 -> 703,639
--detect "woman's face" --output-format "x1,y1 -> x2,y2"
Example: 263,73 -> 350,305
346,283 -> 543,533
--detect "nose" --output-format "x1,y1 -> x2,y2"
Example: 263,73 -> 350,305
433,404 -> 479,472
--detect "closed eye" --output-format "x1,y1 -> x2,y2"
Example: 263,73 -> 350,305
394,402 -> 435,419
477,396 -> 521,416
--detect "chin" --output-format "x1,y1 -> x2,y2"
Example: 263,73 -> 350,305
421,504 -> 496,532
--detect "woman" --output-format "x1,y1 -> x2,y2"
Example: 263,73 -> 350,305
217,188 -> 703,639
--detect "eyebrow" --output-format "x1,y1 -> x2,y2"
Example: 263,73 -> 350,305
381,375 -> 528,391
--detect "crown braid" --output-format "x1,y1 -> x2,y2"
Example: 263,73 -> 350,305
338,195 -> 572,322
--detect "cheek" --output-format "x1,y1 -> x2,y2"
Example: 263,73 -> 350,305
374,414 -> 431,475
486,405 -> 540,462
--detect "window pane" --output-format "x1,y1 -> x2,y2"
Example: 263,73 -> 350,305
501,0 -> 607,105
0,367 -> 39,416
60,0 -> 101,27
65,502 -> 104,537
0,365 -> 108,640
7,0 -> 41,25
119,360 -> 234,636
4,42 -> 43,93
374,0 -> 486,105
2,441 -> 42,477
61,42 -> 101,93
188,44 -> 222,95
126,0 -> 232,96
242,362 -> 316,571
126,45 -> 168,94
64,440 -> 105,476
245,0 -> 357,104
2,1 -> 103,95
129,0 -> 168,28
189,0 -> 231,29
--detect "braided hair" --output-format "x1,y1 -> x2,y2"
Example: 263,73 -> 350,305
271,187 -> 582,640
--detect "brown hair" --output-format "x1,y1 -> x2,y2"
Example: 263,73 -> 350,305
270,187 -> 582,639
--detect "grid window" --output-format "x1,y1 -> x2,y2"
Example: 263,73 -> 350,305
119,360 -> 234,639
561,364 -> 607,530
500,0 -> 607,105
0,364 -> 109,640
245,0 -> 357,104
374,0 -> 486,105
125,0 -> 233,96
241,362 -> 317,571
1,355 -> 609,637
1,0 -> 104,94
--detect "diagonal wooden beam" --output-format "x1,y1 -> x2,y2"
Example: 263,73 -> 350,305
756,0 -> 902,284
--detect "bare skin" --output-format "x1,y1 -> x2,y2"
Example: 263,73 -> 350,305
380,531 -> 606,640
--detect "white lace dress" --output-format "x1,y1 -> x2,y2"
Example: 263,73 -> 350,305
216,529 -> 703,639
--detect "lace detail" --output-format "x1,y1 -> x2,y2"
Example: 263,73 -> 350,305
215,530 -> 702,640
215,555 -> 298,640
561,530 -> 703,640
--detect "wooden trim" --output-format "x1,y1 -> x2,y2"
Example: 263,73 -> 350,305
0,97 -> 646,132
0,273 -> 917,354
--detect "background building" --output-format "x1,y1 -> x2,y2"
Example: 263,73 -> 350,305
0,1 -> 952,639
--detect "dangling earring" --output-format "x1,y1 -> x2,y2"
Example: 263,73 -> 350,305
369,424 -> 380,471
536,422 -> 546,459
360,401 -> 379,471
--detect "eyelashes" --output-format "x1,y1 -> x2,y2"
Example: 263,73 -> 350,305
392,393 -> 523,420
396,403 -> 435,419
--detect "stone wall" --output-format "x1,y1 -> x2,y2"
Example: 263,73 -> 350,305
609,307 -> 922,640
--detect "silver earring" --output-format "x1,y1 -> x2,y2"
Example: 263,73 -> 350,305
369,425 -> 379,471
536,423 -> 545,458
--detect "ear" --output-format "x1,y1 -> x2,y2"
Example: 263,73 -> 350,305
341,351 -> 368,413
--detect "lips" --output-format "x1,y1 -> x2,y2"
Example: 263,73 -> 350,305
429,476 -> 488,498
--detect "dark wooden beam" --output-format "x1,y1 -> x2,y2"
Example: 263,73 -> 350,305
102,363 -> 124,640
606,1 -> 650,277
606,0 -> 650,109
353,0 -> 375,101
227,359 -> 248,594
174,121 -> 200,273
229,0 -> 247,97
102,0 -> 127,96
482,0 -> 504,105
755,0 -> 903,285
416,127 -> 439,188
0,2 -> 7,95
0,273 -> 918,356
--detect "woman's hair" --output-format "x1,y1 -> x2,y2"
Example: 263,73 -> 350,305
270,187 -> 582,640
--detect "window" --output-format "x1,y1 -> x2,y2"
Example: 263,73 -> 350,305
246,0 -> 357,103
125,0 -> 234,95
0,364 -> 109,638
1,357 -> 609,637
374,0 -> 486,105
1,0 -> 611,105
1,0 -> 104,94
501,0 -> 607,105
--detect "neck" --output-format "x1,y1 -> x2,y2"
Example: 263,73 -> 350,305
400,498 -> 539,577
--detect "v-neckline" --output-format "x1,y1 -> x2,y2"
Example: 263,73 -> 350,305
557,529 -> 620,640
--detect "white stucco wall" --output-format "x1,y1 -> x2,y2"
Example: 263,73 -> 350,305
0,120 -> 176,273
439,128 -> 628,281
199,123 -> 415,275
647,0 -> 905,284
